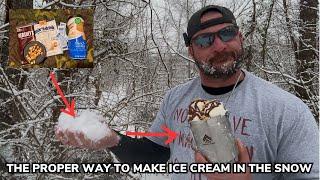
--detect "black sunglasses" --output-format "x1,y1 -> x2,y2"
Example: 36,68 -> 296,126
191,25 -> 239,48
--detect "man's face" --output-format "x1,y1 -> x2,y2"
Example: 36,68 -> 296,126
189,11 -> 243,79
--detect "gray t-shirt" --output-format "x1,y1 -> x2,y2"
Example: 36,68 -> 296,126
147,70 -> 319,180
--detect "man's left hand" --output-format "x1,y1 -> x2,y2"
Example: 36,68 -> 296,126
194,138 -> 252,180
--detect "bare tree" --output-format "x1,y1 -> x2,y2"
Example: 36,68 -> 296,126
294,0 -> 318,119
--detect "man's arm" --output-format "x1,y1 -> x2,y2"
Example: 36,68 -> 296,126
55,128 -> 170,164
109,132 -> 170,164
276,107 -> 319,179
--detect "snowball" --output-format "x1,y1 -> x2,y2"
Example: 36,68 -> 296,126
57,109 -> 112,142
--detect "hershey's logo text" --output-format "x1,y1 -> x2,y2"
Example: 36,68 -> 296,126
18,31 -> 33,39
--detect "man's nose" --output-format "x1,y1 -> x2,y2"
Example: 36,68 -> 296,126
211,35 -> 227,52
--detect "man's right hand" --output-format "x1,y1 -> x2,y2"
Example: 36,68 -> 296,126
55,127 -> 120,150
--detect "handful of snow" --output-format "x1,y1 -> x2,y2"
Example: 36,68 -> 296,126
57,110 -> 112,142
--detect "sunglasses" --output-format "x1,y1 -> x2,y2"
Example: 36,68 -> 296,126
191,25 -> 239,48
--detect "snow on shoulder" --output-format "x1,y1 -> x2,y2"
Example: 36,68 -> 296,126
57,109 -> 112,142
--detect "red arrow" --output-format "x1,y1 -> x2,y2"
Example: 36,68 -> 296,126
126,125 -> 178,144
50,72 -> 76,117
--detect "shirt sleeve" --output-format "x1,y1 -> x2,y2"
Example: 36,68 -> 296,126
146,91 -> 171,148
275,106 -> 319,179
109,132 -> 170,164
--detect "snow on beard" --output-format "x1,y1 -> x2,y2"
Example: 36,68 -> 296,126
195,48 -> 243,78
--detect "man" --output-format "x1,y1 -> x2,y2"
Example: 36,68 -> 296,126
56,5 -> 319,180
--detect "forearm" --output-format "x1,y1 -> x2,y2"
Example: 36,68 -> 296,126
109,131 -> 171,164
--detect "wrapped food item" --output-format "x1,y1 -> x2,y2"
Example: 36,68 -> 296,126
16,24 -> 35,64
67,16 -> 87,60
188,99 -> 238,163
34,20 -> 63,57
57,22 -> 68,51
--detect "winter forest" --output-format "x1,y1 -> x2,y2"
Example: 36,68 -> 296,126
0,0 -> 318,179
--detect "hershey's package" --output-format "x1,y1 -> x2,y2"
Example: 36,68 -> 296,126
16,24 -> 35,64
33,20 -> 63,57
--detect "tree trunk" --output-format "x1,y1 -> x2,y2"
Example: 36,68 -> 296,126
295,0 -> 318,119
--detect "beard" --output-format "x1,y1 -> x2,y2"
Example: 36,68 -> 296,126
194,48 -> 244,79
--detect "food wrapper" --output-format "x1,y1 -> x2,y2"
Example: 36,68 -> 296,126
34,20 -> 63,57
190,113 -> 238,163
57,22 -> 68,51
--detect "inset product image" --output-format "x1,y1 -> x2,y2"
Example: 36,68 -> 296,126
8,9 -> 94,68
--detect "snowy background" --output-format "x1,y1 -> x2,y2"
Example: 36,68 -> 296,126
0,0 -> 318,179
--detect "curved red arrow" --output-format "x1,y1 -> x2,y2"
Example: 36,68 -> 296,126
126,125 -> 178,144
50,72 -> 76,117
